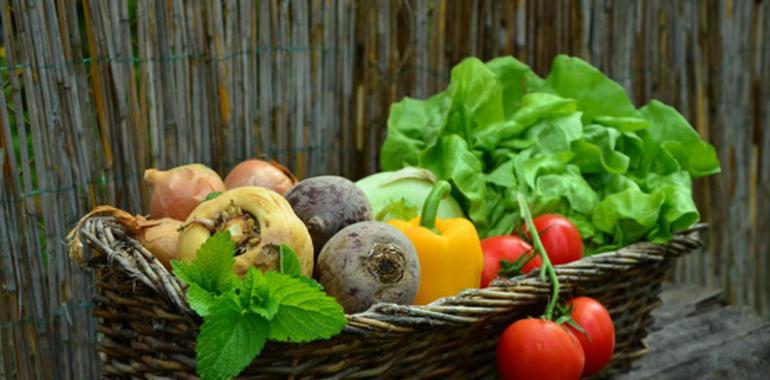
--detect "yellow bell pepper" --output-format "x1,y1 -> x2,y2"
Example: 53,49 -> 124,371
387,180 -> 483,305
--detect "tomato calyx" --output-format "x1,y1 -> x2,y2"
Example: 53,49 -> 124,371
554,303 -> 591,342
497,249 -> 536,278
564,297 -> 616,376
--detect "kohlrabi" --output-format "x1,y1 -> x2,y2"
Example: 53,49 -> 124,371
355,167 -> 465,222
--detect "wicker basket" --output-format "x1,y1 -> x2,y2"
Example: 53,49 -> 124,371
68,216 -> 704,379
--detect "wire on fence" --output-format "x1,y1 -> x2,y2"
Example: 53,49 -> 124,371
0,45 -> 354,73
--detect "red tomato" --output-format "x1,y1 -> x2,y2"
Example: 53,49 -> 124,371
526,214 -> 583,265
497,318 -> 585,380
480,236 -> 541,287
565,297 -> 616,377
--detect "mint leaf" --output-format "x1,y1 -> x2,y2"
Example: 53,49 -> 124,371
240,268 -> 279,320
249,299 -> 279,320
298,276 -> 324,291
279,244 -> 302,277
196,292 -> 269,380
239,267 -> 268,303
172,231 -> 238,294
178,233 -> 347,380
278,244 -> 323,290
187,284 -> 217,316
265,272 -> 346,342
170,259 -> 201,287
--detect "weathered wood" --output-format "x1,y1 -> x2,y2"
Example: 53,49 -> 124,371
649,285 -> 727,327
625,323 -> 770,380
620,286 -> 770,380
756,0 -> 770,319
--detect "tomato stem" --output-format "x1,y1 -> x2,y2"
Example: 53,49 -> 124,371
420,180 -> 450,233
516,193 -> 559,320
498,249 -> 536,278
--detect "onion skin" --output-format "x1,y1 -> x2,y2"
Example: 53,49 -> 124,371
177,186 -> 314,276
224,159 -> 297,195
144,164 -> 226,221
137,218 -> 183,270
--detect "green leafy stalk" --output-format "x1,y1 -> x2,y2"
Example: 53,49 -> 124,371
420,180 -> 451,232
517,192 -> 560,320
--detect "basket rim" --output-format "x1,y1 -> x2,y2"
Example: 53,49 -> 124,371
67,216 -> 705,335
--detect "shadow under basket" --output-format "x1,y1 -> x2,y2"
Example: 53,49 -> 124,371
68,216 -> 705,379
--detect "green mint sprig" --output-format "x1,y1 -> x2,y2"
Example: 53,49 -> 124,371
172,232 -> 346,380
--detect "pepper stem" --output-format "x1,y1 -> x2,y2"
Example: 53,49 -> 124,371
420,180 -> 451,232
516,192 -> 560,321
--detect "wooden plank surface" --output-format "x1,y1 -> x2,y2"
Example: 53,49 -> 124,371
619,285 -> 770,380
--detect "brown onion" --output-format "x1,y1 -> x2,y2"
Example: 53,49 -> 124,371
144,164 -> 226,221
136,218 -> 183,270
224,159 -> 297,195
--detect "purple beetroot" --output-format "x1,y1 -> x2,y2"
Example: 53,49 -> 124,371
285,176 -> 373,257
316,221 -> 420,313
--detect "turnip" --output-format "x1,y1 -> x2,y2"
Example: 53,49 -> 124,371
177,186 -> 314,277
316,221 -> 420,313
355,167 -> 465,221
285,176 -> 372,257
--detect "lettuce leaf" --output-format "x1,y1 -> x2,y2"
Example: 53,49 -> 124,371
379,54 -> 720,252
420,135 -> 490,231
638,100 -> 721,178
543,55 -> 639,123
485,56 -> 545,116
380,93 -> 452,170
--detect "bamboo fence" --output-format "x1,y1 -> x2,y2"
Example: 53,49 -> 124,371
0,0 -> 768,379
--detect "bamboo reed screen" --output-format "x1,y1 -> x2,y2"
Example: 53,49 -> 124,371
0,1 -> 768,378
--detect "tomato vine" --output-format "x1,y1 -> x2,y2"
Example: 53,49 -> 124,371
516,193 -> 560,320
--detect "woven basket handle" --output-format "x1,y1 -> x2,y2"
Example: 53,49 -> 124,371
68,215 -> 190,312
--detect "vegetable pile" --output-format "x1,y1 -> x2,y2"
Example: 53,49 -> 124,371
82,54 -> 720,380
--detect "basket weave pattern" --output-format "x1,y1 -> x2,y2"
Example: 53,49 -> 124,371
70,216 -> 704,379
